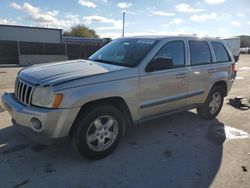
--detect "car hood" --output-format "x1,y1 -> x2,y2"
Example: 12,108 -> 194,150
19,59 -> 127,86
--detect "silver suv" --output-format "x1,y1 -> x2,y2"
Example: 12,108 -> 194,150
2,36 -> 237,159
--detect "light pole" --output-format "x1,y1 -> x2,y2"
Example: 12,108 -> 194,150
122,11 -> 125,37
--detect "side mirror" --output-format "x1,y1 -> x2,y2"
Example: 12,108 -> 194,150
145,57 -> 173,72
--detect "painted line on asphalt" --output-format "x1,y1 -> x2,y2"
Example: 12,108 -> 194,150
225,126 -> 249,140
236,77 -> 244,80
239,67 -> 250,70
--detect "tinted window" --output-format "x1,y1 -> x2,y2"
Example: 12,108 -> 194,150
89,38 -> 158,67
189,41 -> 212,65
212,42 -> 230,62
154,41 -> 185,68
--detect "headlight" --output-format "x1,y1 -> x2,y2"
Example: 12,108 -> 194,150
31,86 -> 63,108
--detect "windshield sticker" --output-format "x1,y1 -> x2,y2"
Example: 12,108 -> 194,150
137,39 -> 155,44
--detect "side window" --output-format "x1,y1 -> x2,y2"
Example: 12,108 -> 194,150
154,41 -> 185,68
212,42 -> 231,63
189,41 -> 212,65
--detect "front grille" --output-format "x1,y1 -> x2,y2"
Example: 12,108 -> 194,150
15,78 -> 35,106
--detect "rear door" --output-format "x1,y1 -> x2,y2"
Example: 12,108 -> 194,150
211,41 -> 233,86
139,40 -> 189,118
187,40 -> 215,106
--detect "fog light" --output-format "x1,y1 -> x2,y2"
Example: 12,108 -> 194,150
30,118 -> 42,132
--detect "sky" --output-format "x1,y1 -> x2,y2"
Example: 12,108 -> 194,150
0,0 -> 250,38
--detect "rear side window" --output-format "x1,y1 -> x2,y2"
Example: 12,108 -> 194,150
189,41 -> 212,65
154,40 -> 185,68
212,42 -> 231,63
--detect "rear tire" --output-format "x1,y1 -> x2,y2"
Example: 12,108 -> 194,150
196,86 -> 224,119
71,104 -> 125,160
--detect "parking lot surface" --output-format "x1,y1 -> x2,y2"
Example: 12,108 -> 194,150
0,56 -> 250,188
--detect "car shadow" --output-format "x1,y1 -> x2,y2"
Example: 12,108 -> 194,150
0,104 -> 6,113
0,111 -> 225,188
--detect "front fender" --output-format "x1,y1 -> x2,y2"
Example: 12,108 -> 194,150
58,77 -> 140,121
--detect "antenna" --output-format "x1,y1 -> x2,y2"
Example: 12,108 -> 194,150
122,11 -> 125,37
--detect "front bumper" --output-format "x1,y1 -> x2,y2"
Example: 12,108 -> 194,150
11,118 -> 64,145
1,93 -> 80,143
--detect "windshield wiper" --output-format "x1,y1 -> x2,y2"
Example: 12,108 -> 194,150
89,58 -> 116,64
89,58 -> 131,67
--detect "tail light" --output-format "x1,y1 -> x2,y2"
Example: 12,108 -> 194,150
231,63 -> 237,79
232,63 -> 236,72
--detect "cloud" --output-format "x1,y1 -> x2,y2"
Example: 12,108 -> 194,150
9,2 -> 22,10
195,30 -> 209,36
172,18 -> 183,24
96,26 -> 121,30
25,3 -> 59,22
218,28 -> 227,32
78,0 -> 96,8
162,18 -> 183,27
190,13 -> 217,21
117,2 -> 132,9
230,21 -> 241,26
99,0 -> 108,3
0,19 -> 16,25
83,15 -> 118,24
146,7 -> 175,16
98,30 -> 191,39
97,20 -> 140,31
217,28 -> 230,37
62,14 -> 80,26
205,0 -> 226,4
236,13 -> 245,17
122,10 -> 136,15
10,2 -> 59,23
175,3 -> 204,13
127,21 -> 141,25
84,15 -> 122,30
151,11 -> 175,16
9,2 -> 80,29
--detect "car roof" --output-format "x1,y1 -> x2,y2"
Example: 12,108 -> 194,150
121,34 -> 222,41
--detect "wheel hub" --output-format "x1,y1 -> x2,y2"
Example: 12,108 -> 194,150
96,128 -> 108,138
209,91 -> 222,114
86,115 -> 118,151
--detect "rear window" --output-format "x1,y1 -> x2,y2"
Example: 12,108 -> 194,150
212,42 -> 231,63
189,41 -> 212,65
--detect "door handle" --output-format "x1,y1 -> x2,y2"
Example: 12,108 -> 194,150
208,68 -> 216,73
176,73 -> 187,78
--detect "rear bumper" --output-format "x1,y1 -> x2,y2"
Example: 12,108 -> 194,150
227,80 -> 234,95
1,92 -> 80,141
227,71 -> 237,95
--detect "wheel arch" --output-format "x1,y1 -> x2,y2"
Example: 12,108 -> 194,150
212,80 -> 228,97
201,80 -> 228,104
69,96 -> 133,137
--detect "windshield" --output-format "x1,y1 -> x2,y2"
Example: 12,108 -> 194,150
89,38 -> 158,67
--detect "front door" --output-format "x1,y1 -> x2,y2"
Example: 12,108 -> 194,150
139,40 -> 189,118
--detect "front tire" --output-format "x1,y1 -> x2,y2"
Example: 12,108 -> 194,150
71,104 -> 125,160
196,86 -> 224,119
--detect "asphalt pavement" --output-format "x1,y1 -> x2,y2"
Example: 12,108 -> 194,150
0,56 -> 249,188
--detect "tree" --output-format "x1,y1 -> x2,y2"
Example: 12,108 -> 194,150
63,25 -> 99,38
